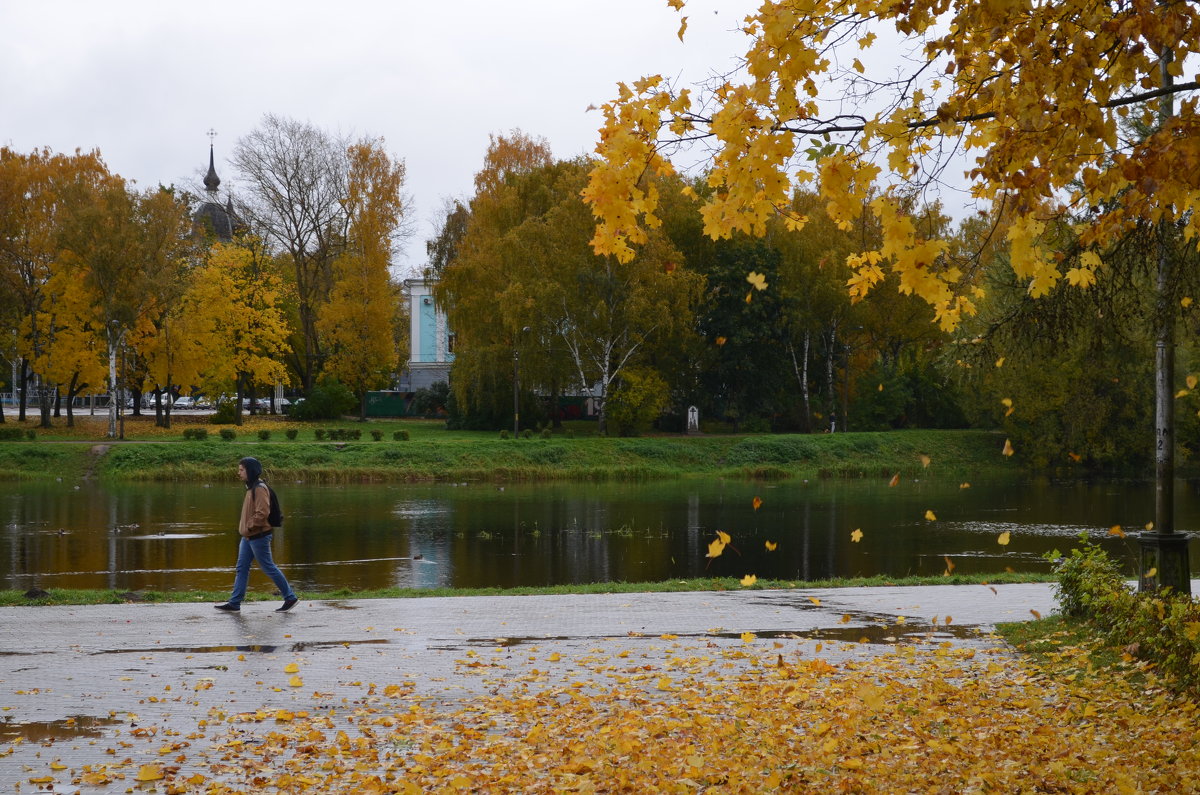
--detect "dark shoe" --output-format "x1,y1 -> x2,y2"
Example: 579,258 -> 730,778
275,598 -> 299,613
214,602 -> 240,612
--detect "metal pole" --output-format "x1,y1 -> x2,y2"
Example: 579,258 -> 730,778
513,348 -> 520,438
1139,39 -> 1191,595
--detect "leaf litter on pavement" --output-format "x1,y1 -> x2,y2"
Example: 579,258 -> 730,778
12,625 -> 1200,793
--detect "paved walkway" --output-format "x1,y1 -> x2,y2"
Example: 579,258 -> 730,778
0,583 -> 1065,788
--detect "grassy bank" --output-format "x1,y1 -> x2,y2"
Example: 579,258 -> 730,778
0,570 -> 1053,606
0,425 -> 1016,482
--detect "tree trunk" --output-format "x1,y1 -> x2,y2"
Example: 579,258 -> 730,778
18,360 -> 29,422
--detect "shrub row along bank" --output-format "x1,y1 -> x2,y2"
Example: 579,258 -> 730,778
0,430 -> 1012,482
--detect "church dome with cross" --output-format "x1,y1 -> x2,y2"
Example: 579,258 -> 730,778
192,133 -> 240,241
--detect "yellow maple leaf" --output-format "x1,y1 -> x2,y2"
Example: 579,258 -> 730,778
715,335 -> 727,346
740,574 -> 758,587
740,631 -> 756,642
998,531 -> 1011,546
808,596 -> 821,606
1146,522 -> 1154,531
919,454 -> 931,468
1002,438 -> 1014,457
764,540 -> 777,551
1183,296 -> 1194,308
706,538 -> 725,558
888,472 -> 900,487
666,0 -> 685,10
49,761 -> 67,770
746,271 -> 768,290
548,652 -> 561,662
135,764 -> 164,782
1176,389 -> 1190,399
752,496 -> 763,511
1108,525 -> 1125,538
850,528 -> 863,542
717,530 -> 731,545
995,356 -> 1005,368
288,676 -> 303,688
924,510 -> 937,521
1189,375 -> 1199,390
284,663 -> 300,673
1145,567 -> 1158,578
960,482 -> 970,489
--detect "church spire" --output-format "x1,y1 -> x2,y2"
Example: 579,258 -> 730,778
203,129 -> 220,194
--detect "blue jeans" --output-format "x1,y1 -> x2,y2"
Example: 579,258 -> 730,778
228,534 -> 295,606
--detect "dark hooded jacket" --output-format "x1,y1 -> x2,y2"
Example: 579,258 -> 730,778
238,457 -> 270,538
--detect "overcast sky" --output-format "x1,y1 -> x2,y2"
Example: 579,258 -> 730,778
1,0 -> 757,275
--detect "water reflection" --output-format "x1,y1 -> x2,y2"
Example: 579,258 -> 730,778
2,478 -> 1198,592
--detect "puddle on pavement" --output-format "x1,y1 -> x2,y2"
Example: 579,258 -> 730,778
0,714 -> 122,742
89,638 -> 392,655
456,622 -> 987,650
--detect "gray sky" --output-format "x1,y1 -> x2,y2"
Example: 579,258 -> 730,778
2,0 -> 755,274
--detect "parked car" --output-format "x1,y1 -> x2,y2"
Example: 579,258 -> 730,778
172,395 -> 195,410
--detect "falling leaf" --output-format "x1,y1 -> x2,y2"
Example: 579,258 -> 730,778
878,383 -> 884,391
943,556 -> 956,574
1030,609 -> 1042,619
288,676 -> 303,688
1189,375 -> 1198,390
284,663 -> 300,674
1001,397 -> 1014,417
1145,522 -> 1154,531
764,540 -> 777,551
664,261 -> 677,273
746,271 -> 768,291
715,336 -> 727,346
135,764 -> 164,782
740,632 -> 757,642
1183,296 -> 1194,308
1176,389 -> 1189,399
998,531 -> 1011,546
919,454 -> 931,468
717,530 -> 731,545
945,616 -> 953,625
706,538 -> 726,558
1002,439 -> 1014,457
1108,525 -> 1125,538
745,290 -> 753,304
740,574 -> 758,587
1145,567 -> 1158,578
895,615 -> 906,625
995,357 -> 1005,368
924,510 -> 937,521
548,652 -> 561,662
677,15 -> 688,40
850,528 -> 863,542
1067,452 -> 1082,463
888,472 -> 900,487
960,482 -> 971,489
752,496 -> 763,511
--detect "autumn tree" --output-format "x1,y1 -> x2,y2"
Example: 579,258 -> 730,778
0,147 -> 110,426
185,241 -> 290,424
587,0 -> 1200,590
233,115 -> 411,394
318,139 -> 408,420
438,133 -> 701,433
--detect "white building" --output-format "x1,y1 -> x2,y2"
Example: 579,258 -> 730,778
400,278 -> 454,391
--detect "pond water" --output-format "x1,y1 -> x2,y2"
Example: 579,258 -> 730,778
2,477 -> 1198,593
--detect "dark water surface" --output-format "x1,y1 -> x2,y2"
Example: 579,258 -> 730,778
3,477 -> 1198,592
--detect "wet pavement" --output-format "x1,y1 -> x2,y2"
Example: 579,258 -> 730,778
0,583 -> 1070,789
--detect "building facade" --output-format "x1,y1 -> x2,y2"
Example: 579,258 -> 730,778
400,278 -> 453,391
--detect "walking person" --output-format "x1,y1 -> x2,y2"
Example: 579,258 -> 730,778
214,457 -> 298,613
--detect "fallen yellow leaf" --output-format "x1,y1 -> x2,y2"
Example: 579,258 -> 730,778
740,632 -> 757,642
850,528 -> 863,542
288,676 -> 303,688
924,510 -> 937,521
284,663 -> 300,673
135,764 -> 164,782
998,531 -> 1011,546
1108,526 -> 1125,538
740,574 -> 758,587
808,596 -> 821,606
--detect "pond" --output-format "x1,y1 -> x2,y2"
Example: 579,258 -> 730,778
2,477 -> 1198,592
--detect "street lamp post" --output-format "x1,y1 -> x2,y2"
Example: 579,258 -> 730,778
513,326 -> 530,438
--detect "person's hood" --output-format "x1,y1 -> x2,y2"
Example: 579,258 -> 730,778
240,457 -> 262,488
